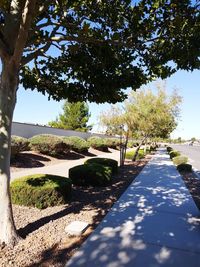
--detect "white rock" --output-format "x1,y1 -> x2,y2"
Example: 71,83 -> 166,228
65,221 -> 89,236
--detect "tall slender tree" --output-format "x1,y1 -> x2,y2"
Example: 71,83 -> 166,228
49,101 -> 92,132
0,1 -> 199,246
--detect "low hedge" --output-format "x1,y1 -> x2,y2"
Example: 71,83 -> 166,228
87,136 -> 108,151
167,146 -> 173,153
104,138 -> 120,149
84,157 -> 118,174
63,136 -> 89,153
11,136 -> 30,158
69,163 -> 112,186
10,174 -> 72,209
169,150 -> 181,159
173,156 -> 188,166
29,134 -> 70,156
177,163 -> 192,172
125,149 -> 145,160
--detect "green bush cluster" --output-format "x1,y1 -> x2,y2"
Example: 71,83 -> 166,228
177,163 -> 192,172
104,138 -> 120,149
167,146 -> 173,153
169,150 -> 181,159
168,148 -> 192,173
150,145 -> 157,151
29,134 -> 70,156
85,158 -> 118,174
87,136 -> 108,151
11,136 -> 30,159
10,174 -> 72,209
69,163 -> 112,186
125,149 -> 145,160
63,136 -> 89,153
173,156 -> 188,166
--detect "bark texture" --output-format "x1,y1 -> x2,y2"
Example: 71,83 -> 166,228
132,136 -> 147,162
0,58 -> 19,246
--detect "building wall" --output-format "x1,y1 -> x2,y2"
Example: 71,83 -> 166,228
11,122 -> 111,139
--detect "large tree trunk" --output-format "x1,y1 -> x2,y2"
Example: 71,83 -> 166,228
0,58 -> 20,246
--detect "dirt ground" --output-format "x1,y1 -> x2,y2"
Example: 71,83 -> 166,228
0,154 -> 152,267
180,170 -> 200,210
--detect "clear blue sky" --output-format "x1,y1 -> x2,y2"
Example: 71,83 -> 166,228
13,69 -> 200,140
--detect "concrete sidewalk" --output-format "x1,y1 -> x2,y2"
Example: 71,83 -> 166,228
66,148 -> 200,267
11,149 -> 121,181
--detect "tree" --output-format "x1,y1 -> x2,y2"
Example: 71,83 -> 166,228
49,101 -> 92,132
100,84 -> 182,160
125,86 -> 182,159
0,1 -> 199,246
99,106 -> 124,136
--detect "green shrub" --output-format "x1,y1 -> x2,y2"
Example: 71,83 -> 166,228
85,157 -> 118,174
63,136 -> 89,153
11,136 -> 30,158
87,136 -> 108,151
167,146 -> 173,153
104,138 -> 120,149
125,149 -> 145,160
169,150 -> 181,159
10,174 -> 72,209
127,140 -> 139,148
69,163 -> 112,186
177,164 -> 192,172
29,134 -> 69,156
150,145 -> 157,151
173,156 -> 188,166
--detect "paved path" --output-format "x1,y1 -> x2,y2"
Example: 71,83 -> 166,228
66,148 -> 200,267
11,149 -> 121,181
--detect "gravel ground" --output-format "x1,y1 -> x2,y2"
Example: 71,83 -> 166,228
180,170 -> 200,210
0,156 -> 151,267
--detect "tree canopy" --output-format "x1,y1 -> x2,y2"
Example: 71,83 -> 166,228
48,101 -> 92,132
100,84 -> 182,140
0,1 -> 199,103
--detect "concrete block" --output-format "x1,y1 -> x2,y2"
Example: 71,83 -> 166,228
65,221 -> 89,236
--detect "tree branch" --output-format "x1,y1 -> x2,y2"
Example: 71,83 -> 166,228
13,0 -> 36,65
21,42 -> 51,66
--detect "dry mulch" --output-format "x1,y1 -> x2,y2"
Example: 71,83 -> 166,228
0,155 -> 152,267
180,170 -> 200,210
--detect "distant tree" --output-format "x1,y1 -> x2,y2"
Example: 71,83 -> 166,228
191,137 -> 196,142
99,106 -> 124,136
177,137 -> 182,143
49,101 -> 92,132
100,84 -> 182,160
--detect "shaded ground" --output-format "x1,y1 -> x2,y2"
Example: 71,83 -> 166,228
10,148 -> 112,173
0,155 -> 151,267
180,170 -> 200,210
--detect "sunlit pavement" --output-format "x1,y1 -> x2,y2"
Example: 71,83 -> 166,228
66,148 -> 200,267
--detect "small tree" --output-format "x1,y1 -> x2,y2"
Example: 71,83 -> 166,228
49,101 -> 92,132
125,86 -> 182,160
100,84 -> 182,160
